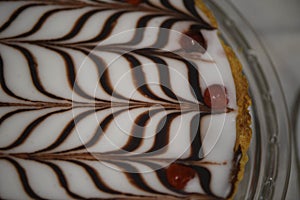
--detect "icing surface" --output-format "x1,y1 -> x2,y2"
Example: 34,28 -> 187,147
0,0 -> 238,199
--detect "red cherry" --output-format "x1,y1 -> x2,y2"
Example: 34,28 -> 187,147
204,84 -> 228,110
126,0 -> 143,5
166,163 -> 196,190
180,30 -> 207,53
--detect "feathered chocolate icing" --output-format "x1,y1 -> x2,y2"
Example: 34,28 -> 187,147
0,0 -> 239,199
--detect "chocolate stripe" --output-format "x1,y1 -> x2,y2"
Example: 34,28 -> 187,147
56,105 -> 142,153
145,112 -> 181,155
144,0 -> 163,10
145,0 -> 197,21
0,53 -> 31,102
84,50 -> 145,103
114,107 -> 167,153
67,47 -> 121,103
0,108 -> 42,125
0,3 -> 45,33
99,65 -> 129,101
123,53 -> 175,104
33,108 -> 100,153
0,108 -> 71,151
6,7 -> 82,40
189,113 -> 204,160
76,10 -> 128,44
52,8 -> 110,42
160,0 -> 183,16
191,165 -> 214,197
1,157 -> 45,199
122,159 -> 187,195
107,160 -> 165,195
150,18 -> 185,49
33,159 -> 85,199
146,50 -> 204,103
184,59 -> 204,103
66,159 -> 123,195
122,14 -> 164,46
183,0 -> 212,29
133,50 -> 194,103
5,43 -> 68,101
38,44 -> 103,101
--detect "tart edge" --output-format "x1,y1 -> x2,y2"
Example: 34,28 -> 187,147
195,0 -> 252,199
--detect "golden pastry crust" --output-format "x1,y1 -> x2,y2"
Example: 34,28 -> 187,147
195,1 -> 252,199
224,45 -> 252,200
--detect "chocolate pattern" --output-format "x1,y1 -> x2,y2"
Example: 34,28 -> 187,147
0,0 -> 238,199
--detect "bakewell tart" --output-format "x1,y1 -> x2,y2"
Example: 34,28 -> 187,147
0,0 -> 251,199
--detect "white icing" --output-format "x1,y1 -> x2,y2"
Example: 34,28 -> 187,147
0,5 -> 59,38
184,175 -> 204,194
0,2 -> 27,27
200,113 -> 237,197
200,112 -> 237,162
0,108 -> 60,150
63,10 -> 117,43
208,165 -> 233,197
201,30 -> 237,109
0,159 -> 29,199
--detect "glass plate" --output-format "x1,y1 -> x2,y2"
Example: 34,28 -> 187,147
203,1 -> 292,199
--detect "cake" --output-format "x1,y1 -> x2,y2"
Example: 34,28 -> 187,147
0,0 -> 251,199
